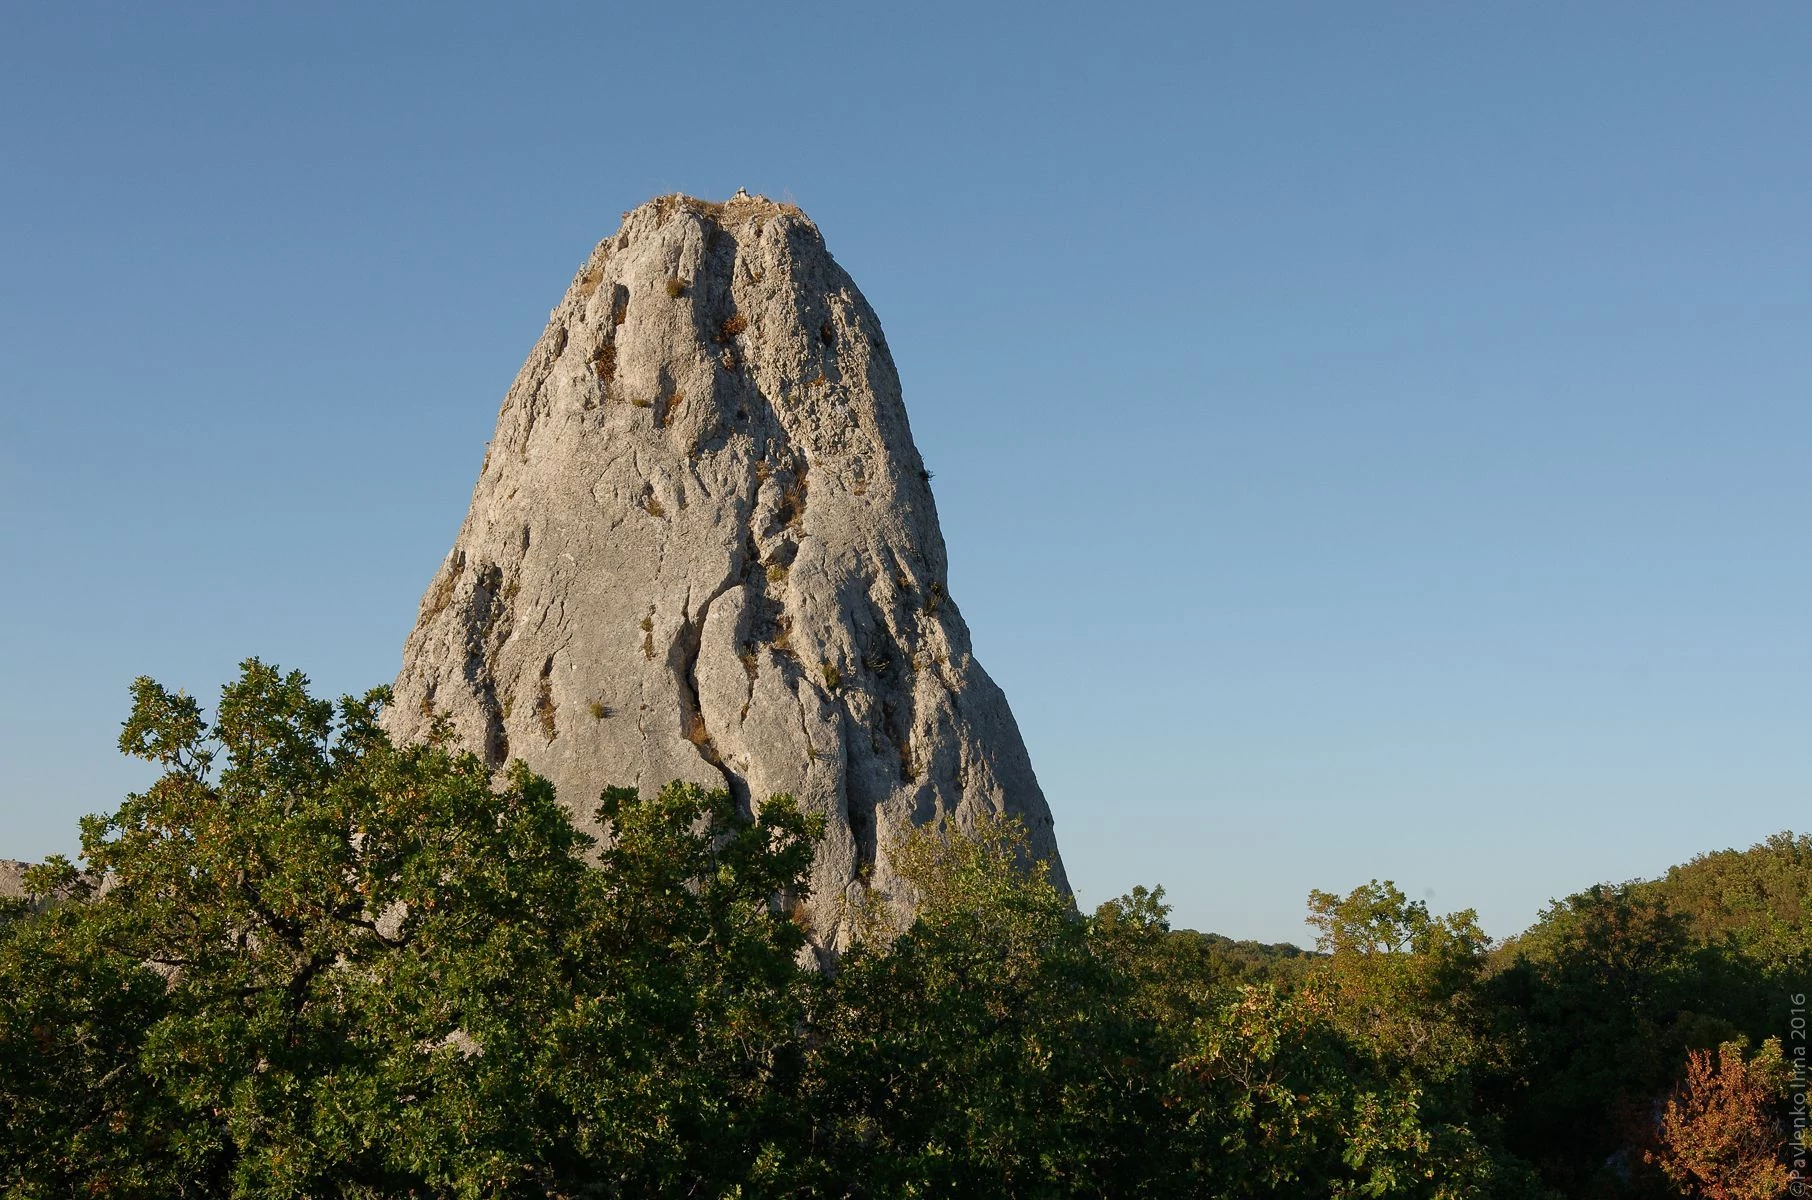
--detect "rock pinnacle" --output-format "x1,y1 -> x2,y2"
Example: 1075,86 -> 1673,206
386,193 -> 1067,942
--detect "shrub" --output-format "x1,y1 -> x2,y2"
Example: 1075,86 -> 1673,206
578,258 -> 605,297
682,711 -> 715,756
535,678 -> 557,739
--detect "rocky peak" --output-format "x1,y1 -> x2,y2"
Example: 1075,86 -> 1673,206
386,193 -> 1065,944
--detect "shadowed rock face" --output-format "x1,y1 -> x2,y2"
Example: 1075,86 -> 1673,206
385,193 -> 1066,945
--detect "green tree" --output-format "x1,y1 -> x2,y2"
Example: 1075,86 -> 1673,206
0,870 -> 184,1198
1639,832 -> 1812,1043
534,779 -> 822,1196
1091,884 -> 1313,1046
1305,880 -> 1491,1080
1484,883 -> 1702,1196
1157,883 -> 1540,1200
0,660 -> 822,1199
804,815 -> 1168,1197
1166,983 -> 1515,1200
800,828 -> 1536,1199
1646,833 -> 1812,962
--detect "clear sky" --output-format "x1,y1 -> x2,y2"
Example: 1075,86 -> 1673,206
2,2 -> 1806,944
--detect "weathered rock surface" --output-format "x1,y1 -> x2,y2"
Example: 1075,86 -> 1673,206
0,860 -> 88,912
386,193 -> 1066,945
0,860 -> 31,901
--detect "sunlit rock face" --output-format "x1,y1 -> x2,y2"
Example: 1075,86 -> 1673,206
386,193 -> 1066,945
0,860 -> 31,901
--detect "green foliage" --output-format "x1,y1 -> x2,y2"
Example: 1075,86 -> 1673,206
546,781 -> 822,1195
1166,984 -> 1519,1200
2,659 -> 1801,1198
800,824 -> 1531,1199
1647,831 -> 1812,959
0,660 -> 823,1198
803,815 -> 1167,1196
1482,833 -> 1808,1197
1086,884 -> 1315,1090
0,901 -> 180,1197
91,663 -> 605,1195
1307,880 -> 1490,1079
1641,831 -> 1812,1038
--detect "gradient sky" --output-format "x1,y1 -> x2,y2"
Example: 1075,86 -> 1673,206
2,2 -> 1806,944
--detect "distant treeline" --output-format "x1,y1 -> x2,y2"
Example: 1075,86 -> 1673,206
0,661 -> 1800,1198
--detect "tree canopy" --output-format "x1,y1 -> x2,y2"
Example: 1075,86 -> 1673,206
0,660 -> 1800,1198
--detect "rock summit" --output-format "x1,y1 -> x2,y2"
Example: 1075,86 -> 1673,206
386,193 -> 1066,943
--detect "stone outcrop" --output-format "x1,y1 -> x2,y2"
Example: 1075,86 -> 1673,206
386,192 -> 1065,945
0,860 -> 31,901
0,860 -> 91,912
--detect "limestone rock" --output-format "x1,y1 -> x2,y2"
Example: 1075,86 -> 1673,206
0,859 -> 92,911
386,193 -> 1066,945
0,860 -> 30,901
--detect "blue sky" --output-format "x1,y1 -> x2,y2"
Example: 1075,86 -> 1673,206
2,2 -> 1806,943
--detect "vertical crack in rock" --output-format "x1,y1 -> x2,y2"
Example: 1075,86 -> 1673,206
672,576 -> 743,808
386,192 -> 1067,943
